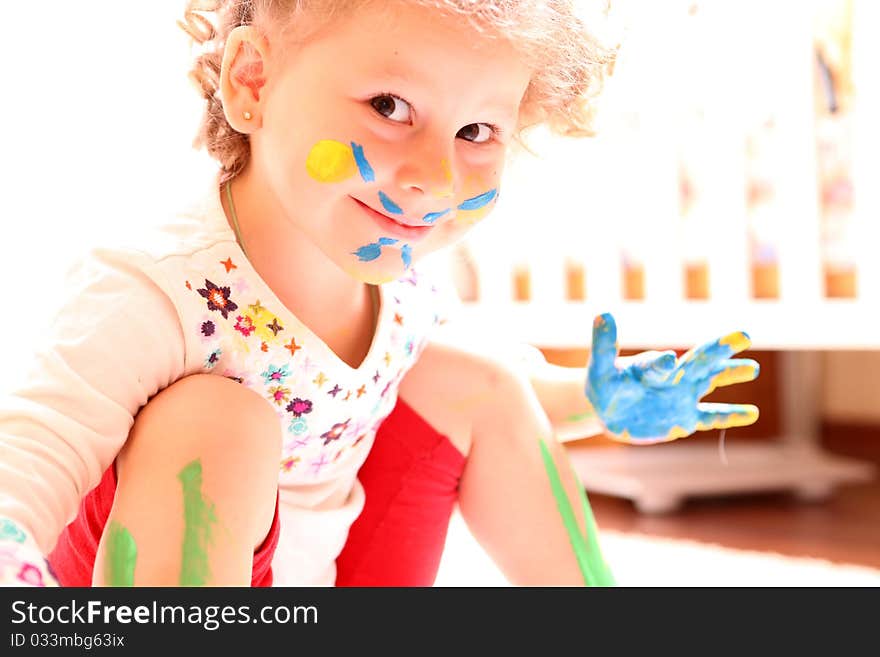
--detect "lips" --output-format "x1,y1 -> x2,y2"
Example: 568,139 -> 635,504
350,196 -> 435,242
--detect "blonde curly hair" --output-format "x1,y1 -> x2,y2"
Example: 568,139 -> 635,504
178,0 -> 617,183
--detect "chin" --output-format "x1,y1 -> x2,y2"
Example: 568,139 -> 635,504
341,260 -> 409,286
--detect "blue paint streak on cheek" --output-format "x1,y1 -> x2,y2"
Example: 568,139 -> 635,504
351,142 -> 375,182
457,188 -> 498,211
401,245 -> 412,269
378,237 -> 399,246
353,243 -> 382,262
378,191 -> 404,215
422,209 -> 450,224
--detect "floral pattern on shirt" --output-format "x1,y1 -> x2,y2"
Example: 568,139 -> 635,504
179,250 -> 444,485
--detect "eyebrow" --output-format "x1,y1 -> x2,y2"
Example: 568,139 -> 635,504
376,66 -> 520,118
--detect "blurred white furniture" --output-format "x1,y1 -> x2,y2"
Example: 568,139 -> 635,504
435,1 -> 879,513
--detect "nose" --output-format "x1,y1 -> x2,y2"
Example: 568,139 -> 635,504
393,133 -> 455,200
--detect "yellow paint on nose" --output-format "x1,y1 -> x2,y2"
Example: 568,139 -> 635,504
429,159 -> 456,199
306,140 -> 358,183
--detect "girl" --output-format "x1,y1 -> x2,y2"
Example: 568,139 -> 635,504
0,0 -> 758,587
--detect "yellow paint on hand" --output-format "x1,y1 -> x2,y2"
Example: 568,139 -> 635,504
707,364 -> 758,393
666,425 -> 691,440
719,331 -> 751,353
672,369 -> 686,385
306,140 -> 358,183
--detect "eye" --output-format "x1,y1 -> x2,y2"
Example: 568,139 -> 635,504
370,94 -> 413,124
457,123 -> 496,144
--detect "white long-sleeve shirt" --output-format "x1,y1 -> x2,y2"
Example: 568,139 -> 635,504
0,175 -> 448,586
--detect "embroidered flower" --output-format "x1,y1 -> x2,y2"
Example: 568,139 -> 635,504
405,338 -> 415,357
262,364 -> 292,385
197,279 -> 238,319
0,519 -> 26,543
288,417 -> 309,435
267,385 -> 291,406
234,314 -> 256,337
232,278 -> 250,295
280,455 -> 300,472
266,317 -> 284,336
204,348 -> 222,369
347,418 -> 368,441
380,379 -> 393,398
286,397 -> 313,417
0,518 -> 26,543
310,454 -> 332,475
288,436 -> 310,450
17,563 -> 45,587
321,419 -> 350,446
200,320 -> 216,338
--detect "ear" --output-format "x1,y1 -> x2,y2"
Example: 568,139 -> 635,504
219,25 -> 271,133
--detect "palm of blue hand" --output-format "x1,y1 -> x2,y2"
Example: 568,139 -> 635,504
586,313 -> 759,443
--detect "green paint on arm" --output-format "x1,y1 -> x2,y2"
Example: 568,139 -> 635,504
564,410 -> 597,424
177,459 -> 218,586
105,521 -> 137,586
538,438 -> 616,587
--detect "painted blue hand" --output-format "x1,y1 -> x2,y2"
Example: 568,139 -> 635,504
585,313 -> 760,444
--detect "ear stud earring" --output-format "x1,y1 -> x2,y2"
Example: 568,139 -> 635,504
243,111 -> 253,120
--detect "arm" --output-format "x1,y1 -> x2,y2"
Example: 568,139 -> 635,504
436,313 -> 761,445
519,352 -> 606,442
0,246 -> 186,585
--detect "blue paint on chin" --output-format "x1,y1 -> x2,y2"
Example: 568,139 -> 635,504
422,208 -> 450,224
401,244 -> 413,269
353,243 -> 382,262
353,237 -> 403,264
379,191 -> 404,215
457,188 -> 498,211
351,142 -> 375,182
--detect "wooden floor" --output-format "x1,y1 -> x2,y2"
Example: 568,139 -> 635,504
589,445 -> 880,569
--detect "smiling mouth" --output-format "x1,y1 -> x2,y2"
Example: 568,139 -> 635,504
350,196 -> 434,241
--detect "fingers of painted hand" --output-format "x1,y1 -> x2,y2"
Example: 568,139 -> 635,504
588,313 -> 619,377
705,358 -> 761,394
674,330 -> 752,382
695,402 -> 760,431
606,419 -> 697,445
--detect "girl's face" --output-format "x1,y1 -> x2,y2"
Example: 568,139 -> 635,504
245,1 -> 533,283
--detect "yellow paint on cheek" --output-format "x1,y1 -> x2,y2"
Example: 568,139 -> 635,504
454,206 -> 492,226
306,140 -> 358,183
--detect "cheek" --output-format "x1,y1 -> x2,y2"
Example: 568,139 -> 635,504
304,139 -> 377,184
453,169 -> 502,226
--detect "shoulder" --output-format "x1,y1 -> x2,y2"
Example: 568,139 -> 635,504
111,174 -> 237,265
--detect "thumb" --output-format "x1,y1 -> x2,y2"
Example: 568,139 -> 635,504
589,313 -> 619,381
